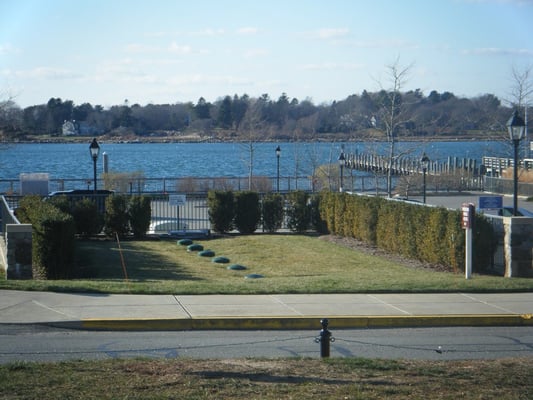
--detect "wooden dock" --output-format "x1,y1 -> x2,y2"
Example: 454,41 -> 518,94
482,156 -> 533,177
343,152 -> 479,176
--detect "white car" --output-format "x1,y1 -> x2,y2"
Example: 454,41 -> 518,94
148,220 -> 188,234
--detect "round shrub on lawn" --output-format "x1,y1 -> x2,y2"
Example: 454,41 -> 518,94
178,239 -> 193,246
227,264 -> 247,271
187,244 -> 204,252
198,250 -> 215,257
212,256 -> 230,264
245,273 -> 264,279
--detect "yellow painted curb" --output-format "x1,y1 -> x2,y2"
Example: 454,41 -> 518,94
77,314 -> 533,331
81,318 -> 192,331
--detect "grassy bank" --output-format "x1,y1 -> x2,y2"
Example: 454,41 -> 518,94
1,357 -> 531,399
2,234 -> 533,294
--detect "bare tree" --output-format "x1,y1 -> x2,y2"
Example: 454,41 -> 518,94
239,97 -> 266,190
508,65 -> 533,158
509,65 -> 533,110
374,57 -> 414,197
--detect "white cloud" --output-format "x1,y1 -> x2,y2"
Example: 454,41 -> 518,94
125,43 -> 160,53
300,62 -> 365,71
237,27 -> 259,35
18,67 -> 82,80
349,39 -> 419,49
0,43 -> 19,56
315,28 -> 349,39
168,43 -> 193,55
190,28 -> 226,36
462,47 -> 533,56
166,73 -> 251,86
243,48 -> 268,58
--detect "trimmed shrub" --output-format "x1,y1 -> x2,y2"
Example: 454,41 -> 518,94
286,191 -> 311,233
207,190 -> 235,233
128,195 -> 151,238
187,243 -> 204,252
18,196 -> 76,280
234,191 -> 260,234
104,194 -> 130,238
72,198 -> 103,236
317,192 -> 493,272
213,256 -> 230,264
47,194 -> 71,214
262,193 -> 284,233
309,194 -> 328,233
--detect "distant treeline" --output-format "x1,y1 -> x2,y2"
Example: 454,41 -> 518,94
0,90 -> 518,141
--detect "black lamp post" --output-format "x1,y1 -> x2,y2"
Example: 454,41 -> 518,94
89,138 -> 100,194
338,150 -> 346,192
275,146 -> 281,192
507,110 -> 526,216
421,153 -> 430,204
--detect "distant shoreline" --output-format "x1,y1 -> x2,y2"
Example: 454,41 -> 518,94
1,134 -> 505,145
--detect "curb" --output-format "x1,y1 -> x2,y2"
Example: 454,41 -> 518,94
46,314 -> 533,331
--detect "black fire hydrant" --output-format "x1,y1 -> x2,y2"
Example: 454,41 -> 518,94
315,318 -> 335,358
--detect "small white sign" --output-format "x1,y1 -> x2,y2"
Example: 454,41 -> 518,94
169,194 -> 186,206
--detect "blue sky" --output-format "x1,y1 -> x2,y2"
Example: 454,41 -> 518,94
1,0 -> 532,108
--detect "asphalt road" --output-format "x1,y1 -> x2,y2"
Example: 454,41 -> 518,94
1,325 -> 532,364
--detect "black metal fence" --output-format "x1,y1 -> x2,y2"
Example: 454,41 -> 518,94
484,176 -> 533,197
0,176 -> 315,196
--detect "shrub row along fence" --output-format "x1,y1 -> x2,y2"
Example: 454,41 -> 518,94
15,194 -> 152,279
318,192 -> 495,273
6,190 -> 495,280
8,191 -> 323,279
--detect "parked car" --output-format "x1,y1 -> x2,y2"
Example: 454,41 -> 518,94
48,189 -> 114,213
148,219 -> 188,234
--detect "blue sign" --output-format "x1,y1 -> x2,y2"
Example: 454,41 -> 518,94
479,196 -> 503,209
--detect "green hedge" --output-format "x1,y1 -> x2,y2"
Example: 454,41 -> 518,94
286,191 -> 311,233
18,196 -> 76,279
261,193 -> 284,233
207,191 -> 235,234
234,191 -> 261,234
104,195 -> 130,238
128,195 -> 151,238
319,192 -> 494,273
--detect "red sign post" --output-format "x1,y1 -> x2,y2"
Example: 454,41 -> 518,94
461,203 -> 475,229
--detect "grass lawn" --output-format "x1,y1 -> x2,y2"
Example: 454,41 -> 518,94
2,234 -> 533,294
1,357 -> 532,399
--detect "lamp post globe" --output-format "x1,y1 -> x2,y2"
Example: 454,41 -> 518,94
89,138 -> 100,194
507,110 -> 526,216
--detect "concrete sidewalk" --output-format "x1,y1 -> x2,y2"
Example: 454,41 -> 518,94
1,290 -> 532,331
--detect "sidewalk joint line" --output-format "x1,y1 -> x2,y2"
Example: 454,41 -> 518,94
32,300 -> 76,318
270,295 -> 304,316
368,295 -> 412,315
172,296 -> 193,319
460,293 -> 516,314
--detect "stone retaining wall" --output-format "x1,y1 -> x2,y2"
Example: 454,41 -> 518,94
4,224 -> 33,279
504,217 -> 533,278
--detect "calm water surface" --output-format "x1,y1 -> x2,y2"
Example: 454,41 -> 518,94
0,140 -> 512,181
